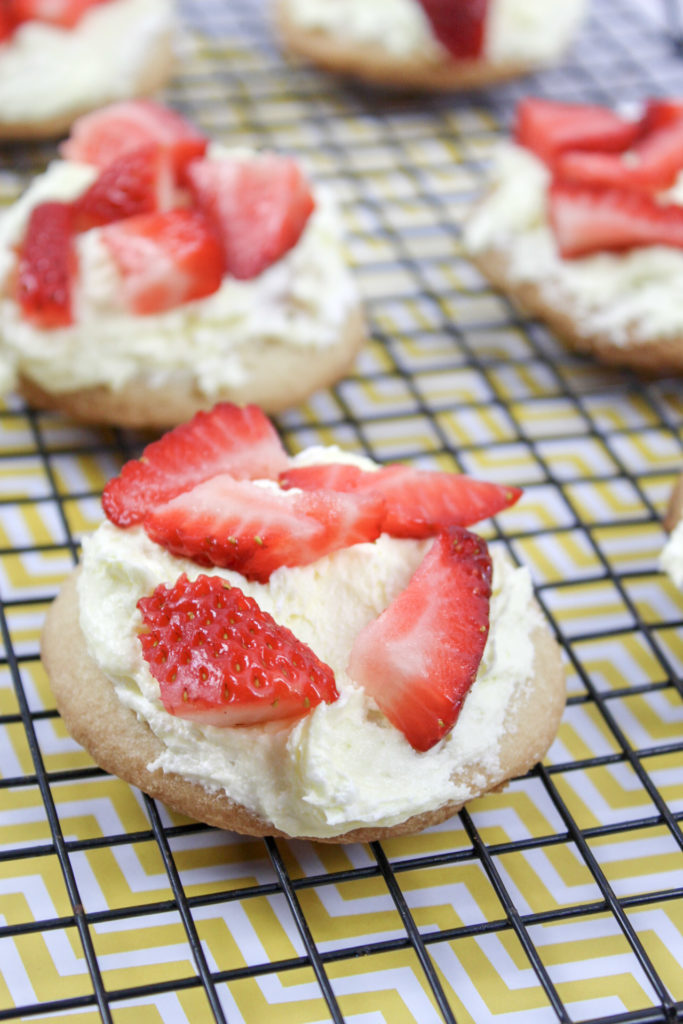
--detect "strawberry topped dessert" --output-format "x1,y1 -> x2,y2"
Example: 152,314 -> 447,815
42,402 -> 565,841
464,96 -> 683,374
0,0 -> 174,139
0,101 -> 363,427
275,0 -> 586,91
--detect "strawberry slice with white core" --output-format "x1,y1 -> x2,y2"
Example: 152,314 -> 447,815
72,144 -> 175,231
416,0 -> 487,59
102,403 -> 290,528
186,154 -> 315,280
60,100 -> 208,180
548,181 -> 683,258
16,201 -> 75,328
348,527 -> 492,752
279,463 -> 522,537
138,573 -> 338,726
514,98 -> 639,168
143,474 -> 385,582
99,208 -> 224,315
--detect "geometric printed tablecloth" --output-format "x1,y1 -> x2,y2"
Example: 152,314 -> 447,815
1,0 -> 682,1021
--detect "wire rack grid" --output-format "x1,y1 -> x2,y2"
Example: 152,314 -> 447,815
1,0 -> 682,1022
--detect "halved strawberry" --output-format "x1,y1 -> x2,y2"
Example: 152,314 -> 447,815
60,100 -> 208,180
515,98 -> 639,168
15,202 -> 76,328
138,573 -> 338,726
102,403 -> 290,528
99,208 -> 224,315
279,463 -> 521,537
186,154 -> 315,280
548,181 -> 683,258
143,475 -> 385,582
348,527 -> 492,752
9,0 -> 103,29
416,0 -> 487,59
72,144 -> 175,231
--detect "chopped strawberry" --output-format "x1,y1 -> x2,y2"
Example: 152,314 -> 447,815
143,475 -> 385,582
548,181 -> 683,258
515,98 -> 640,168
555,116 -> 683,193
60,100 -> 208,181
415,0 -> 487,59
102,403 -> 290,528
15,202 -> 76,328
99,208 -> 224,315
279,463 -> 522,537
639,97 -> 683,134
138,573 -> 338,726
72,144 -> 175,231
186,154 -> 315,280
348,528 -> 492,752
0,7 -> 15,40
9,0 -> 103,29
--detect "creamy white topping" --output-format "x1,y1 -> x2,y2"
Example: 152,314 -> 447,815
284,0 -> 586,64
0,148 -> 359,398
77,446 -> 543,839
0,0 -> 174,127
464,143 -> 683,347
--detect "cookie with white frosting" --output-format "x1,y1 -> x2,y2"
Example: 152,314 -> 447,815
275,0 -> 586,91
0,101 -> 364,427
42,403 -> 566,842
464,97 -> 683,375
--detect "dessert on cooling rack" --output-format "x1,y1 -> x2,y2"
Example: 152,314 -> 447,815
42,402 -> 566,843
464,96 -> 683,375
0,0 -> 174,139
275,0 -> 586,90
0,100 -> 364,427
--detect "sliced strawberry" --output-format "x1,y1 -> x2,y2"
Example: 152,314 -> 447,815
143,475 -> 384,582
0,7 -> 15,40
186,154 -> 315,280
99,208 -> 224,315
515,98 -> 639,168
556,116 -> 683,193
9,0 -> 103,29
102,403 -> 290,528
72,144 -> 175,231
548,181 -> 683,258
138,573 -> 338,726
415,0 -> 487,59
348,528 -> 492,752
280,463 -> 521,537
15,202 -> 76,328
60,100 -> 208,181
639,97 -> 683,134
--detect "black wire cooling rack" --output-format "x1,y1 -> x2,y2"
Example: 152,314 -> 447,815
1,0 -> 683,1021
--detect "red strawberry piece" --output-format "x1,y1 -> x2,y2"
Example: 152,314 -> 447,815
143,474 -> 385,582
555,115 -> 683,193
348,527 -> 492,752
415,0 -> 487,59
514,98 -> 639,168
548,180 -> 683,258
72,144 -> 175,231
99,208 -> 224,315
9,0 -> 103,29
138,573 -> 338,726
15,201 -> 76,328
186,154 -> 315,280
639,98 -> 683,134
60,100 -> 208,181
102,403 -> 290,528
0,7 -> 16,40
279,463 -> 522,537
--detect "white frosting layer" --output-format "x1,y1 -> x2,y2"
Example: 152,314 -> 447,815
0,148 -> 359,398
0,0 -> 173,128
464,143 -> 683,347
284,0 -> 585,64
77,446 -> 543,839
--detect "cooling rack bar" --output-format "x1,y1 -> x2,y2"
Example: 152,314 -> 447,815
1,0 -> 683,1021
